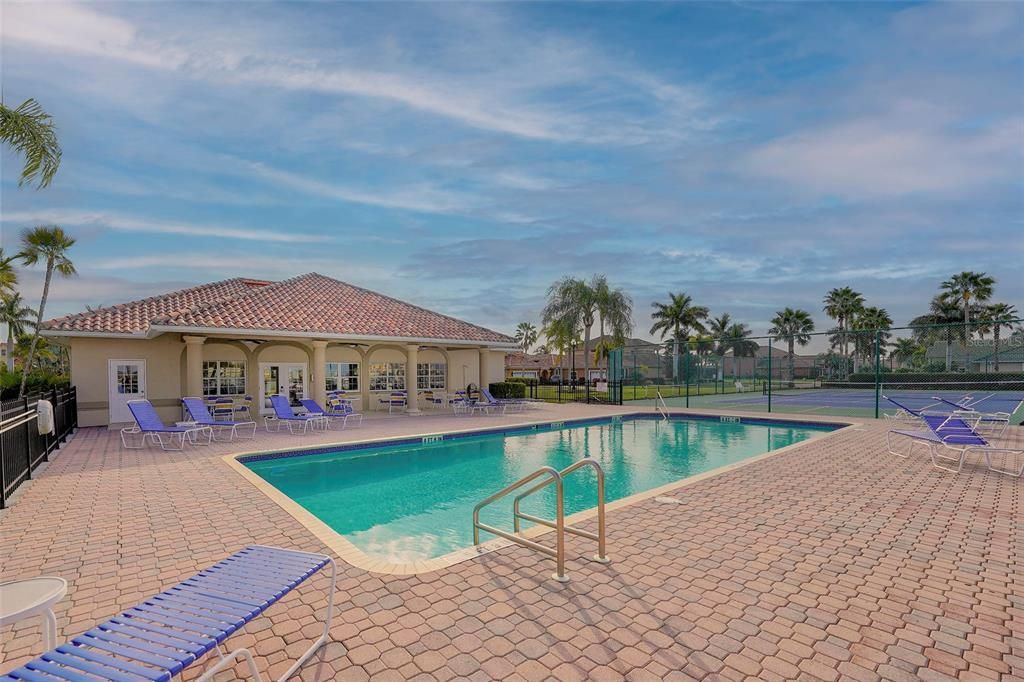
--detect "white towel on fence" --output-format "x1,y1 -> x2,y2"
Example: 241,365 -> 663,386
37,399 -> 55,435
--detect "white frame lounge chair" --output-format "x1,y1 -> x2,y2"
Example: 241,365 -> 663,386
182,397 -> 257,442
122,399 -> 212,451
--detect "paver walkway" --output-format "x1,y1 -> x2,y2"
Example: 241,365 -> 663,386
1,407 -> 1020,681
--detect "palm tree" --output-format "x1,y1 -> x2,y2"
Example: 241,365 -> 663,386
940,271 -> 995,327
535,343 -> 550,355
18,226 -> 76,397
0,98 -> 62,189
0,248 -> 18,296
822,287 -> 864,368
769,308 -> 814,383
513,322 -> 539,354
707,313 -> 732,380
542,277 -> 597,384
1,293 -> 37,373
890,338 -> 922,369
592,275 -> 633,374
719,322 -> 758,378
850,306 -> 894,369
649,292 -> 709,382
910,296 -> 964,371
982,302 -> 1019,372
543,318 -> 581,383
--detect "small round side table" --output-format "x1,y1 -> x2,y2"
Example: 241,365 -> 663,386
0,577 -> 68,650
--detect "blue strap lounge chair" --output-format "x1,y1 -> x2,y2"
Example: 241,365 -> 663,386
0,545 -> 337,682
122,400 -> 212,451
930,396 -> 1017,437
481,387 -> 525,413
265,395 -> 327,434
298,399 -> 361,429
182,397 -> 257,442
886,407 -> 1023,477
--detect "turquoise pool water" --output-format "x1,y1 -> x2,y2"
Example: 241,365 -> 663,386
245,417 -> 835,563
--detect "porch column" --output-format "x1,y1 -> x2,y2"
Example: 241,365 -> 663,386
405,344 -> 421,414
183,335 -> 206,398
359,354 -> 371,413
478,348 -> 490,390
311,340 -> 328,406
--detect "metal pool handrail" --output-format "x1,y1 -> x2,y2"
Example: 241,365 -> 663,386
512,459 -> 609,565
473,466 -> 568,582
656,391 -> 669,420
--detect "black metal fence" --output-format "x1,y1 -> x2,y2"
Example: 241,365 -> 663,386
1,386 -> 78,508
618,320 -> 1024,421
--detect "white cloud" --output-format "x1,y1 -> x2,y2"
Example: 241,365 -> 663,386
1,2 -> 715,144
1,209 -> 328,243
743,115 -> 1024,199
242,162 -> 473,215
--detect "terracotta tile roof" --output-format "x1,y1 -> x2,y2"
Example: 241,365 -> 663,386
44,278 -> 269,335
44,273 -> 514,344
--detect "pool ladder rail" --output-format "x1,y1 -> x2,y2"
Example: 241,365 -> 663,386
656,391 -> 670,420
472,459 -> 609,583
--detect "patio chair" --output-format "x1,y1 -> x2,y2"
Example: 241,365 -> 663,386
326,396 -> 363,426
211,397 -> 235,421
0,545 -> 337,682
265,395 -> 328,434
122,399 -> 212,451
378,391 -> 407,414
887,411 -> 1023,477
234,394 -> 254,421
183,397 -> 257,441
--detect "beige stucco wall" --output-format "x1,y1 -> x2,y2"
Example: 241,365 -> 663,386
68,334 -> 510,425
70,336 -> 185,427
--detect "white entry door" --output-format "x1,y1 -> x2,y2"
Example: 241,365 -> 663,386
108,359 -> 146,423
259,362 -> 308,414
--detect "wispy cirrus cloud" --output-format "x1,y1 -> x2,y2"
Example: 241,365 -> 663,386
1,2 -> 715,144
0,210 -> 328,244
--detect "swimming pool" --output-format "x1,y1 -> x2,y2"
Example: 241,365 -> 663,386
242,416 -> 839,565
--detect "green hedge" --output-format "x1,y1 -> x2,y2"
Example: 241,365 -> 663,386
0,368 -> 71,400
505,376 -> 539,386
489,382 -> 526,399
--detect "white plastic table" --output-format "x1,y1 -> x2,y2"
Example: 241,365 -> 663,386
0,577 -> 67,650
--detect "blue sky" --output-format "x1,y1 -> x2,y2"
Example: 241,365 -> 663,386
2,1 -> 1022,342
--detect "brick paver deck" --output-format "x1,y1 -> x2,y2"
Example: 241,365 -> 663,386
1,407 -> 1020,681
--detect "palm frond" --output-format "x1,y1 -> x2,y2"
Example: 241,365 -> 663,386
0,99 -> 62,189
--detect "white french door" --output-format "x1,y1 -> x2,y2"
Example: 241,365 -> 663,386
108,359 -> 146,423
259,362 -> 308,414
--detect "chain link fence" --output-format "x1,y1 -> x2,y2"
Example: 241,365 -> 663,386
618,320 -> 1024,422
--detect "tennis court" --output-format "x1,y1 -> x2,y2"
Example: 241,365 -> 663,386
633,381 -> 1024,420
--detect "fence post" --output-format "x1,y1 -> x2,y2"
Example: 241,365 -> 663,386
1,402 -> 6,509
23,395 -> 32,480
767,344 -> 772,413
874,330 -> 881,419
684,350 -> 690,408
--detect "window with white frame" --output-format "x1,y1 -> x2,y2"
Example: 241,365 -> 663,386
369,362 -> 406,391
417,362 -> 446,390
202,361 -> 246,396
325,362 -> 359,392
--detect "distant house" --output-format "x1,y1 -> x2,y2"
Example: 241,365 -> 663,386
41,273 -> 516,426
924,341 -> 1024,373
505,351 -> 587,383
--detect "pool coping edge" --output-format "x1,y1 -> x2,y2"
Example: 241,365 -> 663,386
222,410 -> 859,576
